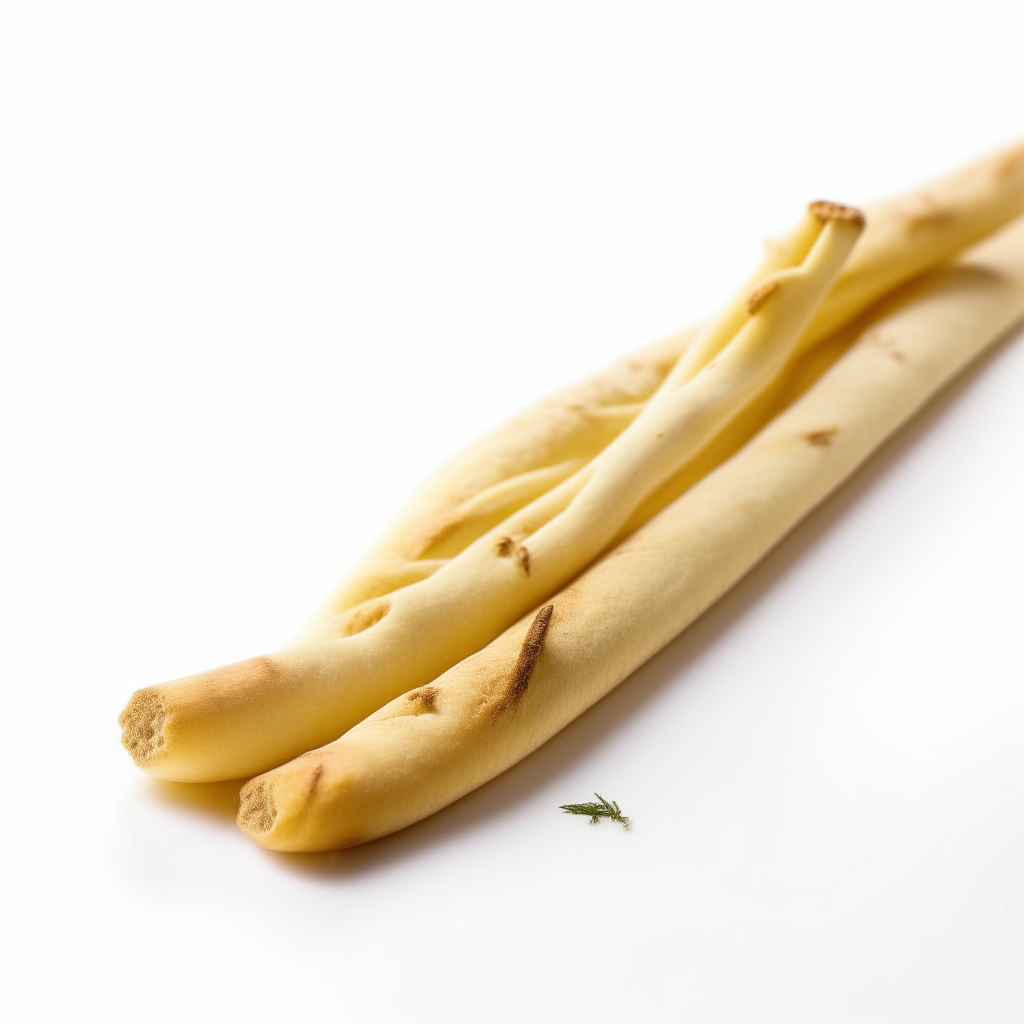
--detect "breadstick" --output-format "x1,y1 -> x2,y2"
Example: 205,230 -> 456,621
303,141 -> 1024,629
237,213 -> 1024,851
121,209 -> 862,781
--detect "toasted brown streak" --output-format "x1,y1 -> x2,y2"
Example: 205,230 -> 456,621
804,427 -> 838,446
895,193 -> 955,232
809,200 -> 866,226
746,278 -> 781,315
492,604 -> 553,716
406,685 -> 439,711
338,597 -> 390,637
306,764 -> 324,797
517,545 -> 531,575
866,329 -> 907,362
494,536 -> 515,557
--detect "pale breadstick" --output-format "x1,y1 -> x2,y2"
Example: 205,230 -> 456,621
121,209 -> 861,782
237,213 -> 1024,852
305,141 -> 1024,629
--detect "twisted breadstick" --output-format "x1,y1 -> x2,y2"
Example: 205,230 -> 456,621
305,141 -> 1024,624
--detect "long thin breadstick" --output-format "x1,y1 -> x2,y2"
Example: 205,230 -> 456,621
308,141 -> 1024,625
121,209 -> 862,781
237,213 -> 1024,852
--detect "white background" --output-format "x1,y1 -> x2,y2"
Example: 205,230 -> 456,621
3,3 -> 1024,1022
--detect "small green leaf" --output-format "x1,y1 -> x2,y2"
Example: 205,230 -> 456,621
559,793 -> 631,829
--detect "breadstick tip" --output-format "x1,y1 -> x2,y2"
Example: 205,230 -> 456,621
119,688 -> 167,767
809,200 -> 865,226
237,777 -> 277,836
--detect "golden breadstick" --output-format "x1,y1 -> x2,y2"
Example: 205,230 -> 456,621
121,209 -> 861,781
238,213 -> 1024,851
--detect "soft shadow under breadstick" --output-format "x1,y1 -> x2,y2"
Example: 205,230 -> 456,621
238,213 -> 1024,851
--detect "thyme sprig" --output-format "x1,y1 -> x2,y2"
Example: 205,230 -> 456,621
559,793 -> 631,829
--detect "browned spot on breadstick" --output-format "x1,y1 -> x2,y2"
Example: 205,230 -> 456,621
406,685 -> 439,711
804,427 -> 838,446
809,200 -> 866,226
494,536 -> 515,557
306,764 -> 324,797
746,278 -> 781,315
338,597 -> 390,637
492,605 -> 553,716
894,193 -> 954,232
414,515 -> 464,558
866,329 -> 907,363
517,545 -> 531,575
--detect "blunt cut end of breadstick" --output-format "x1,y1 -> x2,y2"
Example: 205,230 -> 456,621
236,750 -> 367,850
118,650 -> 381,782
118,688 -> 167,767
809,200 -> 866,226
237,777 -> 277,836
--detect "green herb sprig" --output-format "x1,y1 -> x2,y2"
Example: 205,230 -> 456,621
559,793 -> 631,829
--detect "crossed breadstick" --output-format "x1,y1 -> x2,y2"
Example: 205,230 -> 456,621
120,142 -> 1024,851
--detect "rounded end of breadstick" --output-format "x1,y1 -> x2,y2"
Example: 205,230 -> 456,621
809,200 -> 865,226
119,688 -> 167,768
237,751 -> 371,851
